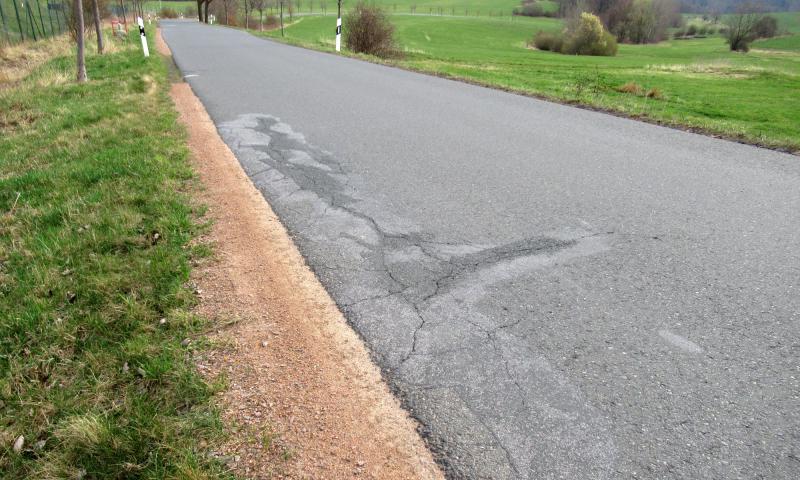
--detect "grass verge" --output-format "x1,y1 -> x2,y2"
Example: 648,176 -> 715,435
0,32 -> 231,478
252,14 -> 800,154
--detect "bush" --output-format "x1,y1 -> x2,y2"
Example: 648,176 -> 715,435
532,13 -> 616,56
686,24 -> 697,36
604,0 -> 680,44
726,12 -> 778,52
514,2 -> 556,18
563,12 -> 618,56
673,29 -> 685,38
753,15 -> 778,39
159,7 -> 179,19
344,2 -> 398,58
533,31 -> 563,51
265,14 -> 279,28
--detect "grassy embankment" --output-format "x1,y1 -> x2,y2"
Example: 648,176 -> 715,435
141,0 -> 558,16
254,11 -> 800,152
0,32 -> 231,478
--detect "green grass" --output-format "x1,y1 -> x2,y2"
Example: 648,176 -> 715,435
254,12 -> 800,152
0,33 -> 231,478
140,0 -> 557,17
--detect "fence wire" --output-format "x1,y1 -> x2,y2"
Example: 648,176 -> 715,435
0,0 -> 69,45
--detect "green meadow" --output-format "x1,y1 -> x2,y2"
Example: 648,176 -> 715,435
141,0 -> 556,16
255,11 -> 800,152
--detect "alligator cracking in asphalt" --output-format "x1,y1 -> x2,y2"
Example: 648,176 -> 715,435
217,114 -> 619,480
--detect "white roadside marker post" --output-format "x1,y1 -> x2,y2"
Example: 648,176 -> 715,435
137,16 -> 149,57
335,0 -> 342,52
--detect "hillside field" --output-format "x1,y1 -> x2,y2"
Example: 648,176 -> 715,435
253,12 -> 800,152
141,0 -> 558,16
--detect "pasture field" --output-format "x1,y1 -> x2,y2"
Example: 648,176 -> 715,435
140,0 -> 557,17
255,12 -> 800,152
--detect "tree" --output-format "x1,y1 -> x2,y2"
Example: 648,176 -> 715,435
725,3 -> 770,51
244,0 -> 250,28
91,0 -> 104,54
205,0 -> 211,22
74,0 -> 87,82
601,0 -> 680,44
250,0 -> 266,29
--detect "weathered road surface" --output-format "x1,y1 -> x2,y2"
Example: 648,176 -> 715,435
162,21 -> 800,479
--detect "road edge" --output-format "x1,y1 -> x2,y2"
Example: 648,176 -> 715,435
157,28 -> 445,479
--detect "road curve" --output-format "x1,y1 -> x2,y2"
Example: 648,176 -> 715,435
161,20 -> 800,479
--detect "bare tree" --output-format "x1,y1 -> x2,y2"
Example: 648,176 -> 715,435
202,0 -> 213,22
250,0 -> 265,29
91,0 -> 104,54
243,0 -> 250,28
218,0 -> 236,23
725,2 -> 767,51
75,0 -> 87,82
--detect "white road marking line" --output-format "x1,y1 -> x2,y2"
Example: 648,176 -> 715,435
658,329 -> 702,353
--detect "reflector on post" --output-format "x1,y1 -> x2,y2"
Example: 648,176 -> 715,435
137,16 -> 149,57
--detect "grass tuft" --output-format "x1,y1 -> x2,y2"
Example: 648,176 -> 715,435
617,82 -> 644,95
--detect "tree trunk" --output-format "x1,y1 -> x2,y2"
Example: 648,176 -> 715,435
75,0 -> 87,82
259,10 -> 262,31
197,0 -> 203,22
91,0 -> 104,54
204,0 -> 210,23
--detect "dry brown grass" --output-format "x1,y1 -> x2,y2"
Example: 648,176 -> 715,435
0,36 -> 73,87
0,29 -> 125,89
616,81 -> 644,95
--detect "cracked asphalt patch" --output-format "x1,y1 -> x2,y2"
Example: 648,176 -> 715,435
218,113 -> 618,479
163,21 -> 800,480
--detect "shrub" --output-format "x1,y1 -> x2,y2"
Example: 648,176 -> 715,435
344,2 -> 398,58
533,31 -> 563,51
604,0 -> 680,44
265,14 -> 279,28
726,12 -> 777,52
563,12 -> 618,56
159,7 -> 179,19
686,24 -> 697,36
532,13 -> 616,56
673,29 -> 685,38
514,2 -> 555,18
753,15 -> 778,39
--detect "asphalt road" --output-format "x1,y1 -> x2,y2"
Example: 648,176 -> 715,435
161,21 -> 800,479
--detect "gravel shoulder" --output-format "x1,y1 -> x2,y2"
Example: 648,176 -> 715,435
159,29 -> 443,480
